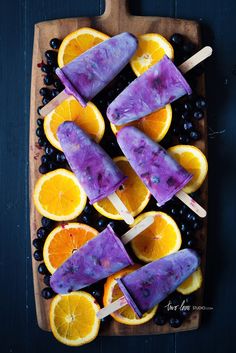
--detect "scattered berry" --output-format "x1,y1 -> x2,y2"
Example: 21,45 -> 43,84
41,64 -> 51,74
37,106 -> 43,115
41,287 -> 55,299
37,118 -> 44,127
56,152 -> 66,163
50,38 -> 61,49
154,313 -> 167,326
41,217 -> 54,229
45,50 -> 57,61
39,163 -> 48,174
39,87 -> 51,97
37,227 -> 47,240
43,274 -> 51,286
33,250 -> 43,261
43,74 -> 54,86
38,263 -> 49,275
32,238 -> 43,250
45,146 -> 55,156
169,316 -> 183,328
170,33 -> 183,46
189,130 -> 201,141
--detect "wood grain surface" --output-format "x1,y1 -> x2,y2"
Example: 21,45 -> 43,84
29,0 -> 208,336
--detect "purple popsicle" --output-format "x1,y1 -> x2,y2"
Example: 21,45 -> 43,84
50,225 -> 133,294
116,249 -> 200,317
56,32 -> 138,107
117,126 -> 192,206
57,121 -> 126,204
107,55 -> 192,125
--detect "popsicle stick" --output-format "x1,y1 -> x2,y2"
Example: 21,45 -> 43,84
97,296 -> 127,320
108,192 -> 134,225
178,46 -> 213,74
176,190 -> 207,218
121,215 -> 154,245
40,90 -> 69,116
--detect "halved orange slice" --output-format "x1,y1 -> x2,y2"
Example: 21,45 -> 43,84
168,145 -> 208,193
130,33 -> 174,76
131,211 -> 182,262
58,27 -> 110,67
44,96 -> 105,151
43,223 -> 98,274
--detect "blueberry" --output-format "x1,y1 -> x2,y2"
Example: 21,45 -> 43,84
108,221 -> 116,230
192,220 -> 203,230
170,207 -> 178,216
37,227 -> 47,240
38,137 -> 46,147
186,239 -> 195,248
37,106 -> 44,115
50,38 -> 61,49
154,313 -> 167,325
184,102 -> 193,111
48,161 -> 58,171
179,205 -> 188,217
40,155 -> 48,164
43,74 -> 54,86
180,223 -> 188,233
41,64 -> 51,74
170,33 -> 183,46
56,152 -> 66,163
41,217 -> 54,229
186,212 -> 196,223
169,316 -> 183,328
43,274 -> 51,286
42,96 -> 50,105
81,214 -> 90,224
38,263 -> 49,275
39,87 -> 51,97
41,287 -> 55,299
36,127 -> 44,138
39,163 -> 49,174
183,121 -> 193,131
185,230 -> 192,237
180,309 -> 191,318
92,289 -> 102,300
178,135 -> 190,144
51,89 -> 60,98
84,204 -> 93,215
32,238 -> 43,250
195,97 -> 207,109
190,130 -> 201,141
37,118 -> 44,127
181,111 -> 190,120
53,79 -> 64,90
45,50 -> 58,61
33,250 -> 43,261
97,218 -> 107,229
184,294 -> 194,305
45,146 -> 55,156
193,110 -> 204,120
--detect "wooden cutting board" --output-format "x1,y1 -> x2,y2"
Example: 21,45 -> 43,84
29,0 -> 208,335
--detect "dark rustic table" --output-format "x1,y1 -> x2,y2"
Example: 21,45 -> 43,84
1,0 -> 235,352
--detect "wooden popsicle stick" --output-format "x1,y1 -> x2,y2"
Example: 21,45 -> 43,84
176,190 -> 207,218
97,296 -> 127,320
178,46 -> 213,74
121,215 -> 154,245
108,192 -> 134,225
40,90 -> 69,116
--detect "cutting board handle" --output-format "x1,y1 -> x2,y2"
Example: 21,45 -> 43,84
103,0 -> 130,20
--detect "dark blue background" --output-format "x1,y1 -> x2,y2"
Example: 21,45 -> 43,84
0,0 -> 235,352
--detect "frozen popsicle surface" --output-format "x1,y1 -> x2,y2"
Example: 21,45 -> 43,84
50,225 -> 133,294
117,126 -> 192,206
117,249 -> 200,317
56,32 -> 138,107
58,121 -> 126,204
107,55 -> 192,125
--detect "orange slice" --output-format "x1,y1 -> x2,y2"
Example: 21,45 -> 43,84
130,33 -> 174,76
131,211 -> 182,263
50,291 -> 100,346
58,27 -> 110,67
103,265 -> 157,325
111,104 -> 172,142
33,169 -> 87,221
43,223 -> 98,274
168,145 -> 208,193
177,267 -> 203,295
93,156 -> 150,219
44,96 -> 105,151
